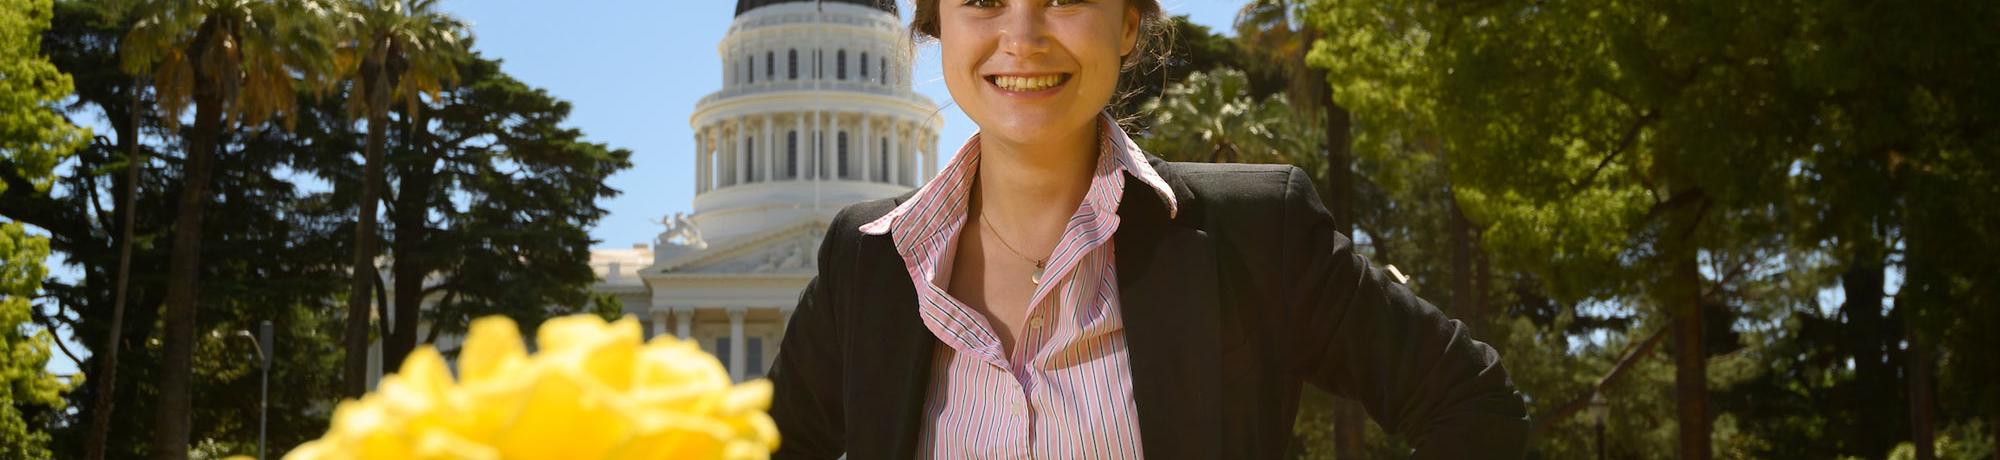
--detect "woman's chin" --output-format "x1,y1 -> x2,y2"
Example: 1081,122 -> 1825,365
975,110 -> 1094,145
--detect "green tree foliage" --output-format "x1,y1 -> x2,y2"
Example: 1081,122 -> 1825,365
356,52 -> 633,356
0,223 -> 68,460
0,0 -> 84,457
10,3 -> 631,458
1303,0 -> 2000,458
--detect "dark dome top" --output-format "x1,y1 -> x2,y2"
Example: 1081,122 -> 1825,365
735,0 -> 897,16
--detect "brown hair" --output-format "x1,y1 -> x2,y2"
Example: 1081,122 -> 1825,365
907,0 -> 1171,73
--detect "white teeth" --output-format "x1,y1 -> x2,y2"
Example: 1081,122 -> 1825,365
994,74 -> 1063,91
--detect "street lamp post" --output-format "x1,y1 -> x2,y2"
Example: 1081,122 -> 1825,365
1590,390 -> 1609,460
237,321 -> 272,460
258,320 -> 271,460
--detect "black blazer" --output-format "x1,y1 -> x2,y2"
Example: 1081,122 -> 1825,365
769,156 -> 1530,459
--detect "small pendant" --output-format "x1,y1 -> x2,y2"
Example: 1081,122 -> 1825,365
1031,266 -> 1045,285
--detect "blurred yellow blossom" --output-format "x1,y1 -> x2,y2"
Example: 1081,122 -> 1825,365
285,314 -> 779,460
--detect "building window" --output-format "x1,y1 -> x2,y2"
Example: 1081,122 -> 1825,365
788,49 -> 798,80
878,138 -> 889,181
816,132 -> 827,178
787,132 -> 799,179
860,52 -> 869,80
766,51 -> 774,79
836,50 -> 847,80
747,57 -> 754,84
837,132 -> 850,179
744,136 -> 756,182
879,57 -> 888,84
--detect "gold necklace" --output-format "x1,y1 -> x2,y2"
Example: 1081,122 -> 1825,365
979,213 -> 1047,285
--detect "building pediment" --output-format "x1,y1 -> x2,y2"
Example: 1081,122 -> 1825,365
644,216 -> 829,276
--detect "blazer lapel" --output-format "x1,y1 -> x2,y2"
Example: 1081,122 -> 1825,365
1116,164 -> 1225,459
846,200 -> 936,460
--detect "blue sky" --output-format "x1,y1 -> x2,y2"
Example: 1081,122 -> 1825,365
435,0 -> 1248,251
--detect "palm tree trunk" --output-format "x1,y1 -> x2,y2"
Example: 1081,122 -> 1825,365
151,21 -> 225,457
386,106 -> 433,373
1665,187 -> 1709,460
1907,320 -> 1935,460
85,76 -> 143,460
343,71 -> 390,398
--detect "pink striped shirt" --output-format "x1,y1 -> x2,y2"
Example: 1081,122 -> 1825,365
858,113 -> 1178,459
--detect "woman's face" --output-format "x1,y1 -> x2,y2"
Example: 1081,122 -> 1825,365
937,0 -> 1140,145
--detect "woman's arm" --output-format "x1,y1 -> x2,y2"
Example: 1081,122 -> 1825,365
1278,166 -> 1530,459
768,225 -> 846,459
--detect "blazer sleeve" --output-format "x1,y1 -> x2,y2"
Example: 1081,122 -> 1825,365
1278,166 -> 1530,459
769,219 -> 847,459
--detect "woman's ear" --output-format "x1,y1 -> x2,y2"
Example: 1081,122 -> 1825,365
1120,5 -> 1140,58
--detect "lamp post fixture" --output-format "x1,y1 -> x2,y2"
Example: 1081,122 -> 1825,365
235,321 -> 273,460
1590,390 -> 1609,460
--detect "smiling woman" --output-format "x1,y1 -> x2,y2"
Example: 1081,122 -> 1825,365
767,0 -> 1532,459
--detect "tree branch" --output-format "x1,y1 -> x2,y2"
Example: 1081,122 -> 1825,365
1571,109 -> 1658,193
34,303 -> 89,374
1530,325 -> 1670,436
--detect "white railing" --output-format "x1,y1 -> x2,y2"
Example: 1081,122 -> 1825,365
730,8 -> 901,34
697,80 -> 931,107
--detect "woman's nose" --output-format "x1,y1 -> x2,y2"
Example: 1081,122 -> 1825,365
998,7 -> 1051,58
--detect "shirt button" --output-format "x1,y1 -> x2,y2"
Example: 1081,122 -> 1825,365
1028,317 -> 1044,329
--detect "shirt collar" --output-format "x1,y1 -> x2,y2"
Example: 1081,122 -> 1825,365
857,112 -> 1179,241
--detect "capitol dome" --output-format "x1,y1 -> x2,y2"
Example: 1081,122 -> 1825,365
686,0 -> 941,244
588,0 -> 941,383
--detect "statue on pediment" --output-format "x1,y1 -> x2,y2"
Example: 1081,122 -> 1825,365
654,212 -> 708,250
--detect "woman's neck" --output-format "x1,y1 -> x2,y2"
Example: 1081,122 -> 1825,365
974,120 -> 1100,230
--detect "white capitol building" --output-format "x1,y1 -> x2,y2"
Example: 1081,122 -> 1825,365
588,0 -> 941,382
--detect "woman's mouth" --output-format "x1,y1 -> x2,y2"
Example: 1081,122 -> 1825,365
986,73 -> 1071,93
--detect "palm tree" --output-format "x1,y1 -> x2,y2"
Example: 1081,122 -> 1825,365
1138,69 -> 1319,167
329,0 -> 466,394
117,0 -> 333,457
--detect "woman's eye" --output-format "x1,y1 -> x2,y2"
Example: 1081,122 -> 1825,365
1048,0 -> 1087,5
962,0 -> 1000,8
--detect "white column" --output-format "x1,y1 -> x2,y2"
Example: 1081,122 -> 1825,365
717,124 -> 730,187
794,112 -> 807,181
861,115 -> 873,182
651,309 -> 669,340
764,114 -> 775,181
813,110 -> 824,180
727,307 -> 747,382
693,130 -> 705,193
710,127 -> 724,188
720,125 -> 732,187
732,119 -> 745,184
831,114 -> 843,180
674,306 -> 693,340
888,121 -> 902,186
729,122 -> 741,185
700,128 -> 714,192
924,130 -> 938,182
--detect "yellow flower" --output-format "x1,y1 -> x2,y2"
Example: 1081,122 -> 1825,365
286,314 -> 780,460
